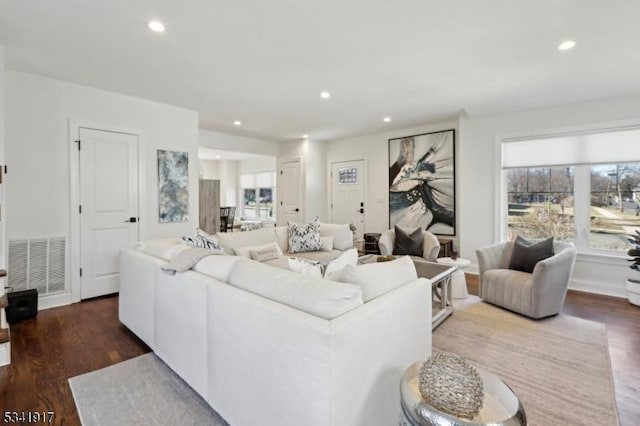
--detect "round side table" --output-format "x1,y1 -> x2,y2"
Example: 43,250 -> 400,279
436,257 -> 470,299
400,361 -> 526,425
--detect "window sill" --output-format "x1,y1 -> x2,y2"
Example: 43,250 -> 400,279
576,251 -> 629,266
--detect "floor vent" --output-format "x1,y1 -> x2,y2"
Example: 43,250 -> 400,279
8,237 -> 66,295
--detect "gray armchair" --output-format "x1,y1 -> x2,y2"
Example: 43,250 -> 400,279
378,228 -> 440,262
475,240 -> 577,319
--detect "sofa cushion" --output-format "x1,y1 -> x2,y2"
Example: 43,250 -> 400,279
233,241 -> 283,259
508,236 -> 554,273
227,258 -> 362,319
288,257 -> 324,278
324,248 -> 358,281
340,255 -> 418,302
181,229 -> 225,254
321,236 -> 334,251
393,226 -> 423,257
136,238 -> 189,261
216,227 -> 279,254
287,249 -> 342,265
320,223 -> 353,250
192,255 -> 243,282
274,226 -> 289,252
288,218 -> 323,253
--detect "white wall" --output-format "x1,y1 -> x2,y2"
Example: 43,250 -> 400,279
239,156 -> 276,173
278,139 -> 327,224
200,159 -> 220,180
199,129 -> 280,156
326,121 -> 459,243
459,93 -> 640,297
5,71 -> 199,303
0,48 -> 5,270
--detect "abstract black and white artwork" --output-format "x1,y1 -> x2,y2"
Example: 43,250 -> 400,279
389,129 -> 455,235
158,150 -> 189,223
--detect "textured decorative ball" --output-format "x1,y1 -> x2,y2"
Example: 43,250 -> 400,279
418,352 -> 484,420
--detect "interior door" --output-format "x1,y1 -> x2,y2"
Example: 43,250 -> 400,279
79,128 -> 139,299
279,159 -> 302,224
331,160 -> 365,240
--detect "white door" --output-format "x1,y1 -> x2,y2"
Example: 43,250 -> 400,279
79,128 -> 139,299
331,160 -> 365,240
279,159 -> 302,224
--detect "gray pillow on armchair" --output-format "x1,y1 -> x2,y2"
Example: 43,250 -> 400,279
508,236 -> 554,273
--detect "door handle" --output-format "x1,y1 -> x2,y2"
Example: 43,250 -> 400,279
356,208 -> 364,214
124,217 -> 137,223
294,208 -> 300,212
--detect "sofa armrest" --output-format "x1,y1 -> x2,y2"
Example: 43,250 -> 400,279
422,232 -> 440,262
475,241 -> 513,296
529,246 -> 577,317
378,230 -> 395,255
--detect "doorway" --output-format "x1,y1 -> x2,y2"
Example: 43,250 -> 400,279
74,127 -> 139,300
279,159 -> 302,224
331,160 -> 365,240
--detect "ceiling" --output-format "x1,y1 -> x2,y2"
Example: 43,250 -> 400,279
1,1 -> 639,142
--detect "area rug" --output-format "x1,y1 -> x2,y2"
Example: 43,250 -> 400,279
69,353 -> 228,426
434,297 -> 619,426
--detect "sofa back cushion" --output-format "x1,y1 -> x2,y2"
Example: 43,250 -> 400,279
216,227 -> 279,254
136,238 -> 189,261
228,258 -> 363,319
192,255 -> 243,282
340,255 -> 418,302
319,223 -> 353,250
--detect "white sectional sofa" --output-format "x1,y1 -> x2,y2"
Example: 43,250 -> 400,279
119,230 -> 432,426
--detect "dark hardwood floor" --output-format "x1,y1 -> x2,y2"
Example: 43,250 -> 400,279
1,282 -> 639,425
0,296 -> 149,425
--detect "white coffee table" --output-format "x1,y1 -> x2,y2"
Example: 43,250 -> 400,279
436,257 -> 470,299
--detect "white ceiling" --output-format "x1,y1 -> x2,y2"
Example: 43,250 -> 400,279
198,147 -> 267,161
1,1 -> 640,142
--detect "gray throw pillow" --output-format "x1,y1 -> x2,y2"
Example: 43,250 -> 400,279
508,236 -> 554,273
393,226 -> 424,257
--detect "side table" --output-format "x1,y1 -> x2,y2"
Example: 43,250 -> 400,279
436,257 -> 470,299
400,361 -> 526,425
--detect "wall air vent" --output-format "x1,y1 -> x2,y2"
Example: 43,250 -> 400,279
8,237 -> 66,295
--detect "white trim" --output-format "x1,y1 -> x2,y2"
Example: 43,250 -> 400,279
38,292 -> 73,310
568,279 -> 627,299
69,120 -> 144,303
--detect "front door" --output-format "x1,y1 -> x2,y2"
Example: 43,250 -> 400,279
331,160 -> 365,240
79,128 -> 139,299
279,159 -> 302,224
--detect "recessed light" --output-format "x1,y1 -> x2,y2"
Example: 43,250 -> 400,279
320,91 -> 331,99
558,40 -> 576,51
302,134 -> 309,139
148,21 -> 165,32
215,155 -> 221,159
383,117 -> 391,123
233,120 -> 242,126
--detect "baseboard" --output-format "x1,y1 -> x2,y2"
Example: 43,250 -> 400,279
568,279 -> 627,299
39,292 -> 72,310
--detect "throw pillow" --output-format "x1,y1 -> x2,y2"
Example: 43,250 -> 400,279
288,218 -> 323,253
321,236 -> 334,252
339,255 -> 418,302
320,223 -> 353,250
250,242 -> 284,262
324,248 -> 358,281
288,257 -> 324,278
393,226 -> 424,257
181,229 -> 224,254
508,236 -> 555,273
234,242 -> 283,259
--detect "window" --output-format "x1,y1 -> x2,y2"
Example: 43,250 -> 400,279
240,171 -> 275,219
589,164 -> 640,250
506,167 -> 575,242
502,127 -> 640,254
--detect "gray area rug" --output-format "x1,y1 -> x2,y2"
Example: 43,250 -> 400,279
69,353 -> 228,426
70,297 -> 618,426
435,297 -> 619,426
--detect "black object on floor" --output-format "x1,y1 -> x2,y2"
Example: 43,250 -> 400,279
7,289 -> 38,324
